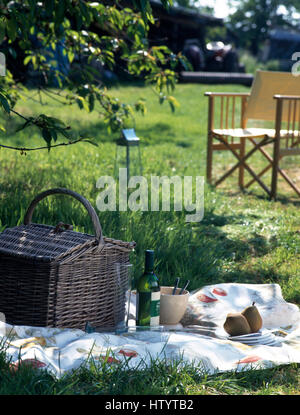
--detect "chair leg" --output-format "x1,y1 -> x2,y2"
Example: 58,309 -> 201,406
245,164 -> 272,189
247,140 -> 300,198
245,138 -> 273,189
206,132 -> 213,184
239,137 -> 245,190
215,135 -> 272,197
270,135 -> 280,200
270,167 -> 278,200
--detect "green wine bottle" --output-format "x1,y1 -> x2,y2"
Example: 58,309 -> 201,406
136,250 -> 160,326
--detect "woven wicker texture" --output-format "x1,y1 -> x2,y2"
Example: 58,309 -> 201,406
0,224 -> 95,262
0,188 -> 135,330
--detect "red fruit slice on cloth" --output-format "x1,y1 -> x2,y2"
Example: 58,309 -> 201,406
212,288 -> 227,296
236,356 -> 262,364
197,293 -> 218,303
118,349 -> 138,358
100,355 -> 120,364
9,358 -> 47,372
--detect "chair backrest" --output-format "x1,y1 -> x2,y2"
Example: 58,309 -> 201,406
245,70 -> 300,122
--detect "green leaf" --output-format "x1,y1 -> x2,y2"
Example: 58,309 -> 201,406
67,51 -> 75,63
159,94 -> 165,105
76,96 -> 89,112
88,94 -> 95,112
8,47 -> 16,60
46,116 -> 66,127
31,55 -> 37,69
134,99 -> 147,115
16,118 -> 33,132
42,128 -> 52,151
23,55 -> 32,66
50,129 -> 57,142
0,18 -> 6,44
55,126 -> 71,139
82,139 -> 98,147
161,0 -> 172,9
167,95 -> 179,113
0,93 -> 10,114
6,17 -> 17,42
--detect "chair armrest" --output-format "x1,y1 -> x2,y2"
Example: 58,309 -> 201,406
205,92 -> 250,97
274,94 -> 300,100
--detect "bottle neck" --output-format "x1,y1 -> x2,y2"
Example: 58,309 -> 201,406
145,250 -> 154,273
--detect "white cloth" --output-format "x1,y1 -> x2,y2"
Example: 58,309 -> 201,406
1,283 -> 300,378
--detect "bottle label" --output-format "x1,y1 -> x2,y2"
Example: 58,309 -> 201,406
137,291 -> 160,326
150,291 -> 160,326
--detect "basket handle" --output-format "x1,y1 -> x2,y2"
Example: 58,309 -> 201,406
24,188 -> 104,244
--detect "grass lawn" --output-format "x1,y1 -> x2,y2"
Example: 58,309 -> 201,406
0,81 -> 299,395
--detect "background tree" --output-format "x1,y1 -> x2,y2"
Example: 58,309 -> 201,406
174,0 -> 214,14
227,0 -> 300,55
0,0 -> 185,152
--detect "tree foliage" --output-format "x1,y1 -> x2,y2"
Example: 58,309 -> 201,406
0,0 -> 185,151
173,0 -> 214,15
227,0 -> 300,55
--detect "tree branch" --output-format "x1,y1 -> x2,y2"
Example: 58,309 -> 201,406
9,108 -> 28,121
0,137 -> 91,152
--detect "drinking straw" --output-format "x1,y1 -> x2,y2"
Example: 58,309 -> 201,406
179,280 -> 190,295
172,278 -> 180,295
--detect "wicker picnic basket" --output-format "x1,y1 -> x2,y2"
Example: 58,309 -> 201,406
0,188 -> 135,330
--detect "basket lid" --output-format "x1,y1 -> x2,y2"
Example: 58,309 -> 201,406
0,223 -> 97,262
0,188 -> 135,263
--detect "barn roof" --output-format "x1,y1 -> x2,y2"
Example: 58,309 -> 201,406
269,29 -> 300,42
150,0 -> 224,27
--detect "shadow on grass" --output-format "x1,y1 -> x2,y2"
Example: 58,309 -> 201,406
242,187 -> 300,208
176,141 -> 192,148
208,184 -> 300,208
0,162 -> 81,229
2,106 -> 192,149
123,207 -> 281,292
71,119 -> 177,147
0,175 -> 292,296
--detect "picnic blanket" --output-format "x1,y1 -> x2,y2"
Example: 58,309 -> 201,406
1,283 -> 300,378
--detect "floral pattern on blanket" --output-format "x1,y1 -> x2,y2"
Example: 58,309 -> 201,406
0,283 -> 300,378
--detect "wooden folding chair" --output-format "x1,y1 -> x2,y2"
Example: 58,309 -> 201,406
205,70 -> 300,199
